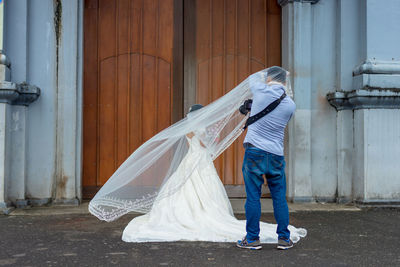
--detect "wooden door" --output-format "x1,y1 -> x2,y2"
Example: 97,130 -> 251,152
184,0 -> 281,191
83,0 -> 281,198
83,0 -> 182,198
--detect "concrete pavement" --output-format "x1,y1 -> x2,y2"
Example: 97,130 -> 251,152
7,199 -> 360,216
0,204 -> 399,266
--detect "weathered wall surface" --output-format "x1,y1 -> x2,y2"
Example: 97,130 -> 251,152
25,0 -> 58,201
283,0 -> 400,203
309,0 -> 337,200
3,0 -> 82,205
282,0 -> 339,201
353,109 -> 400,201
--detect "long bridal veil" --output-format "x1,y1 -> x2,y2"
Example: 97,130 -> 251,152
89,67 -> 293,222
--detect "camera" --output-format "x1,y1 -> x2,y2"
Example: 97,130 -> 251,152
239,99 -> 253,115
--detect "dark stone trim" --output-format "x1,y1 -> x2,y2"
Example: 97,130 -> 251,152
278,0 -> 320,6
336,197 -> 352,204
314,196 -> 337,203
53,198 -> 80,206
355,200 -> 400,208
14,199 -> 29,209
0,81 -> 19,103
0,201 -> 14,215
0,81 -> 40,106
327,89 -> 400,111
28,198 -> 52,207
289,196 -> 315,203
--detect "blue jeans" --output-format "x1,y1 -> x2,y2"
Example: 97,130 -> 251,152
242,145 -> 290,241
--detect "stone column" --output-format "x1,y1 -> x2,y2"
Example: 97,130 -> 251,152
333,0 -> 362,203
53,0 -> 83,204
0,0 -> 40,213
328,0 -> 400,205
5,0 -> 28,208
0,0 -> 12,213
280,0 -> 320,202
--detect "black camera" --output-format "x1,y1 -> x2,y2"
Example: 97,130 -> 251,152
239,99 -> 253,115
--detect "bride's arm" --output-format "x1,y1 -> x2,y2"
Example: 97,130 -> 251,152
186,132 -> 195,139
186,132 -> 208,148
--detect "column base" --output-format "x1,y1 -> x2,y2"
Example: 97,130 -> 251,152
0,201 -> 15,215
355,199 -> 400,208
28,198 -> 52,206
14,199 -> 29,208
289,196 -> 315,203
336,197 -> 352,204
52,198 -> 80,206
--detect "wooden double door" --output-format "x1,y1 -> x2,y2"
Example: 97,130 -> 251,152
83,0 -> 281,198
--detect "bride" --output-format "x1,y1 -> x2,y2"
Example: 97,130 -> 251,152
122,104 -> 306,243
89,68 -> 306,245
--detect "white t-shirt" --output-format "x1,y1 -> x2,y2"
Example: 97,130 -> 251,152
243,82 -> 295,156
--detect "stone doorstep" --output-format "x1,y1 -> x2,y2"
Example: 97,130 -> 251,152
4,199 -> 361,216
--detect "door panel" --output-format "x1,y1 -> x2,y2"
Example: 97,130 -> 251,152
83,0 -> 178,198
192,0 -> 281,186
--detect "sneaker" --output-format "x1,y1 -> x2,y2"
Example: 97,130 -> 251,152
277,238 -> 293,250
236,236 -> 262,250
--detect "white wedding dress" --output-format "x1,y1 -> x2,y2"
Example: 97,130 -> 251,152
122,136 -> 307,243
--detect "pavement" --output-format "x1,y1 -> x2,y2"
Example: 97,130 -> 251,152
0,202 -> 399,267
7,199 -> 360,216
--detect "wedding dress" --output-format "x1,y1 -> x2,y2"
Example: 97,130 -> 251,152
89,67 -> 306,243
122,135 -> 307,243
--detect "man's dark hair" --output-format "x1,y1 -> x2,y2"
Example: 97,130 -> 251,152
267,66 -> 287,84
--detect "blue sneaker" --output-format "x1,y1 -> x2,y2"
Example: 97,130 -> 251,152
236,236 -> 262,250
277,237 -> 293,250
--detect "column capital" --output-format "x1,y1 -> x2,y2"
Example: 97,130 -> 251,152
278,0 -> 320,7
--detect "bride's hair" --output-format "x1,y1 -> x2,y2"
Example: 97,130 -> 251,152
188,104 -> 204,114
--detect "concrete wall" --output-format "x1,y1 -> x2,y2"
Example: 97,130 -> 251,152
353,109 -> 400,201
3,0 -> 83,205
283,0 -> 339,202
2,0 -> 399,207
25,0 -> 58,201
364,0 -> 400,61
351,0 -> 400,203
309,0 -> 337,200
335,0 -> 363,202
283,0 -> 400,203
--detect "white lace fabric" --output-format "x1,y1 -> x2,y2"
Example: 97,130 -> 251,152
121,136 -> 307,243
89,68 -> 294,222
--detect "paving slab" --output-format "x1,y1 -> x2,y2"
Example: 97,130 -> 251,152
0,209 -> 399,266
8,199 -> 360,216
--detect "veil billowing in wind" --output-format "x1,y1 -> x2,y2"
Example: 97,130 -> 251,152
89,67 -> 292,222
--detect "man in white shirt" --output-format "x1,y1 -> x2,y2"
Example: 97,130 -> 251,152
237,66 -> 295,250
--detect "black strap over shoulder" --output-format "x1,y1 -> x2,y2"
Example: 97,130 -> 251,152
244,93 -> 286,129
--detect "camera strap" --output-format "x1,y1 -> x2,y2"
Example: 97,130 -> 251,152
243,92 -> 286,130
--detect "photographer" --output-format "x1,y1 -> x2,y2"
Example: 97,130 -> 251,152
237,66 -> 296,250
